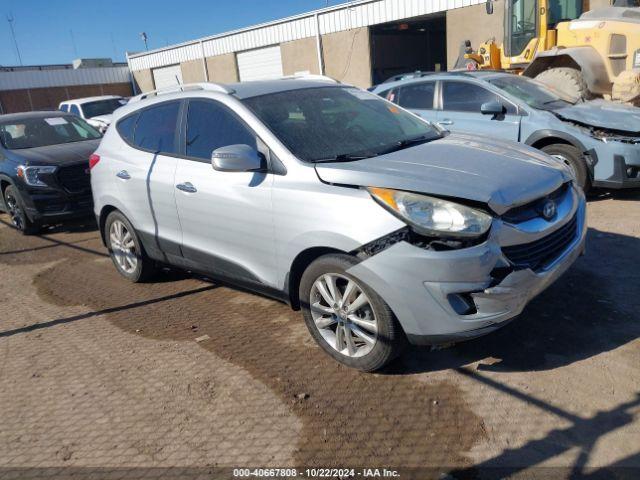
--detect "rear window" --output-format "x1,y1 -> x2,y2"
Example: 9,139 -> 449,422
132,102 -> 180,154
81,99 -> 125,118
0,116 -> 101,150
116,113 -> 139,144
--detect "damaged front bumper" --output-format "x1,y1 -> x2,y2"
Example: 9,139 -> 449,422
346,186 -> 587,345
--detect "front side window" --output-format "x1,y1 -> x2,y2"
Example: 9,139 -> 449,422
397,82 -> 435,110
186,100 -> 256,161
506,0 -> 537,57
243,86 -> 440,163
69,104 -> 81,116
548,0 -> 582,26
133,102 -> 180,154
489,75 -> 577,108
81,99 -> 125,118
442,81 -> 506,113
0,116 -> 101,150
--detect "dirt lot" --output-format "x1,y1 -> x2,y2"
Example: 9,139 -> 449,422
0,191 -> 639,480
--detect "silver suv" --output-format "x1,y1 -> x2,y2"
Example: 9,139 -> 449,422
91,77 -> 587,371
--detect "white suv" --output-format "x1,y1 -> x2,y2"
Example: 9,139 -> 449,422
59,95 -> 127,132
90,78 -> 585,371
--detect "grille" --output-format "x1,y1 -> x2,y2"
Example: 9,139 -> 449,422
502,183 -> 569,224
503,213 -> 578,271
57,163 -> 91,194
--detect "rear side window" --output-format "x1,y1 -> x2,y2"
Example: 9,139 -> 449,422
116,113 -> 138,144
59,104 -> 69,112
397,82 -> 435,110
69,104 -> 81,116
133,102 -> 180,154
186,100 -> 256,161
442,81 -> 516,114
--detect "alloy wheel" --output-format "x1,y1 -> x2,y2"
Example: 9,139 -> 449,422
5,191 -> 24,231
309,273 -> 378,358
109,220 -> 138,274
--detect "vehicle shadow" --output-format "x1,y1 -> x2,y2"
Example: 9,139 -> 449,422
588,188 -> 640,203
386,226 -> 640,375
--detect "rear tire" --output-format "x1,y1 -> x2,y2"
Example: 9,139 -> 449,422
299,254 -> 406,372
3,185 -> 40,235
105,211 -> 157,282
535,67 -> 591,101
542,143 -> 591,193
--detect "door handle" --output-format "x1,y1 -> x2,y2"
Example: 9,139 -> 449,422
437,119 -> 454,126
176,182 -> 197,193
116,170 -> 131,180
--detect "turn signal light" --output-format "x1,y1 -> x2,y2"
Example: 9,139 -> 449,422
89,154 -> 101,170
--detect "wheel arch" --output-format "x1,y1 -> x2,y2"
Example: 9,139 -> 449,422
286,246 -> 349,310
523,47 -> 611,95
98,205 -> 119,246
525,129 -> 587,153
0,175 -> 17,211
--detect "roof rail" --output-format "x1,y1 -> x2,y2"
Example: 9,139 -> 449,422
129,82 -> 235,103
280,73 -> 339,83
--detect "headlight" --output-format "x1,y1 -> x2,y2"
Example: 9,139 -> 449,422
368,187 -> 492,238
17,165 -> 57,187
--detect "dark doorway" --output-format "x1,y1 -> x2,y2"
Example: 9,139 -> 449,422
370,14 -> 447,85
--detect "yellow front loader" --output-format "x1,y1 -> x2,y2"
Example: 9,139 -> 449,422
460,0 -> 640,104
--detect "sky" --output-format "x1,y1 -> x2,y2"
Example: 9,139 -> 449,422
0,0 -> 337,66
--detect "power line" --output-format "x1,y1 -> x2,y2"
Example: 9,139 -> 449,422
6,13 -> 23,66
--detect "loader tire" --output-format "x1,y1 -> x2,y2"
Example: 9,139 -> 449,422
535,68 -> 591,101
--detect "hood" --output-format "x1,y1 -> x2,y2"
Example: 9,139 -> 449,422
554,100 -> 640,133
12,139 -> 100,167
314,133 -> 571,215
88,114 -> 113,125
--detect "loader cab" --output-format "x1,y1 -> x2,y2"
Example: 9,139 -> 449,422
490,0 -> 583,60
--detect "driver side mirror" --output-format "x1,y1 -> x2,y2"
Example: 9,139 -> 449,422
485,0 -> 494,14
211,144 -> 265,173
480,101 -> 506,116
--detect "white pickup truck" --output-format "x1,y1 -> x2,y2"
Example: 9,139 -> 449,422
59,95 -> 127,133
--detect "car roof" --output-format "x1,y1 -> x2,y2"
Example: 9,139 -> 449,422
373,70 -> 512,91
227,78 -> 345,99
0,111 -> 73,123
61,95 -> 122,104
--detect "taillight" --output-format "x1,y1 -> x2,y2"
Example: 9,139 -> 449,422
89,154 -> 100,169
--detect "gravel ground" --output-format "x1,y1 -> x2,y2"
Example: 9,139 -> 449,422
0,191 -> 638,480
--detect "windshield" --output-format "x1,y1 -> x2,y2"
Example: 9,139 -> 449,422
81,98 -> 125,118
488,75 -> 577,109
242,86 -> 440,162
0,115 -> 102,150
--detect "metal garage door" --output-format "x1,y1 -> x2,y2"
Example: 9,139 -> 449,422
152,64 -> 183,90
236,45 -> 283,82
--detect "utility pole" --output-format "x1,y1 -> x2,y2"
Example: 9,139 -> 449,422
69,29 -> 79,57
140,32 -> 149,51
6,13 -> 23,66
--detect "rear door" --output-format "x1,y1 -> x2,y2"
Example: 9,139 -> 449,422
439,80 -> 521,140
173,98 -> 276,286
112,101 -> 183,258
395,81 -> 438,124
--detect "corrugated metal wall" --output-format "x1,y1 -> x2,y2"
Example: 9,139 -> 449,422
0,66 -> 131,91
128,0 -> 483,71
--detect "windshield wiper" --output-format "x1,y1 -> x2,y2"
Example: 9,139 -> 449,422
378,134 -> 434,155
312,153 -> 377,163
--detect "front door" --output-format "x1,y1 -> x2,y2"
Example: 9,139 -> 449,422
174,98 -> 276,287
439,80 -> 521,141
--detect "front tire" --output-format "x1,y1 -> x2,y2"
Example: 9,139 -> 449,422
535,67 -> 591,101
3,185 -> 40,235
541,143 -> 590,193
105,211 -> 157,282
299,254 -> 406,372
